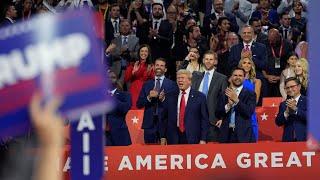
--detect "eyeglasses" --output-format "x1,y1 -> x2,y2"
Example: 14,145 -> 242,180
285,84 -> 298,90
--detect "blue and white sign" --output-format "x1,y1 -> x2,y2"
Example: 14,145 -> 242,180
71,111 -> 104,179
0,9 -> 112,138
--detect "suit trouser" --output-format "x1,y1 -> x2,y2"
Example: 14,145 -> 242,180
228,128 -> 239,143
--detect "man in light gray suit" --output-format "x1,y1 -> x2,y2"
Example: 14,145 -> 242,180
110,19 -> 139,85
192,50 -> 228,142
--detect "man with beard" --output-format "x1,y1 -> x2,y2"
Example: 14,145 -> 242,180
137,58 -> 178,144
175,25 -> 209,63
104,70 -> 132,146
216,67 -> 256,143
249,17 -> 268,45
136,2 -> 173,61
263,28 -> 293,97
159,69 -> 209,145
192,51 -> 228,142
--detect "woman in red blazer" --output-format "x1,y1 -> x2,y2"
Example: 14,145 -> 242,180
124,44 -> 155,109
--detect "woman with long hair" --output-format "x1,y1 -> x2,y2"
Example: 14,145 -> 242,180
238,52 -> 261,142
124,44 -> 155,109
179,47 -> 205,74
294,58 -> 308,96
280,52 -> 298,99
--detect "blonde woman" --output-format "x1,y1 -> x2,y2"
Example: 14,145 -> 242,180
280,52 -> 298,100
294,58 -> 308,96
238,55 -> 261,141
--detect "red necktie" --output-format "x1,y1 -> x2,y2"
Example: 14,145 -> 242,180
179,91 -> 186,132
244,44 -> 250,51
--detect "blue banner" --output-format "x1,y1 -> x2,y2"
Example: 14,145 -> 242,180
0,9 -> 112,138
71,112 -> 104,179
309,1 -> 320,142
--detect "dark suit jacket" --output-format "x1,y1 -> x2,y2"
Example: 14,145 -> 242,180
105,18 -> 120,46
275,95 -> 307,142
0,18 -> 13,27
192,71 -> 228,125
255,32 -> 268,46
160,89 -> 209,144
106,90 -> 132,146
203,12 -> 239,38
137,78 -> 178,129
137,19 -> 173,60
228,42 -> 268,79
216,88 -> 256,143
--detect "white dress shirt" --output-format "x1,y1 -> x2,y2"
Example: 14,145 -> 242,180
198,69 -> 215,93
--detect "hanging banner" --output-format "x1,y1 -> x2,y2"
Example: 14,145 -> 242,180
62,142 -> 319,179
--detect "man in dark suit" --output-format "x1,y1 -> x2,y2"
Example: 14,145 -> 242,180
275,77 -> 307,142
249,17 -> 268,45
216,67 -> 256,143
203,0 -> 239,38
1,3 -> 17,27
192,51 -> 228,142
109,19 -> 139,85
160,69 -> 209,145
104,70 -> 132,146
105,3 -> 121,46
137,58 -> 178,144
228,25 -> 268,80
136,2 -> 173,60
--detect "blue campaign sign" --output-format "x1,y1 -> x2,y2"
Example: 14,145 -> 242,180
308,1 -> 320,143
70,112 -> 104,179
0,9 -> 112,138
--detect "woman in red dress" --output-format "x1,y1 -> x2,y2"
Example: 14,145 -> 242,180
124,44 -> 154,109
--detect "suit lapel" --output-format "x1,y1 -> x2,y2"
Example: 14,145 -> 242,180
185,89 -> 195,117
195,72 -> 205,90
208,71 -> 217,96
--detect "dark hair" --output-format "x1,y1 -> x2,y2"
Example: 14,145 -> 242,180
120,18 -> 132,27
110,3 -> 120,9
285,77 -> 301,86
248,17 -> 260,25
287,51 -> 298,59
231,67 -> 245,76
152,3 -> 163,10
137,44 -> 152,64
217,16 -> 229,26
2,2 -> 14,17
280,11 -> 290,19
155,57 -> 167,67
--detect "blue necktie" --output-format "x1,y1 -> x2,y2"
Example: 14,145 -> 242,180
229,89 -> 238,127
230,107 -> 235,127
155,78 -> 161,92
202,72 -> 210,96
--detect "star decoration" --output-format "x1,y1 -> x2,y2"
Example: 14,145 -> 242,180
261,113 -> 268,121
132,116 -> 139,124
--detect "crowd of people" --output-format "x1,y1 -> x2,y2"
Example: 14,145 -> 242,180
0,0 -> 309,146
